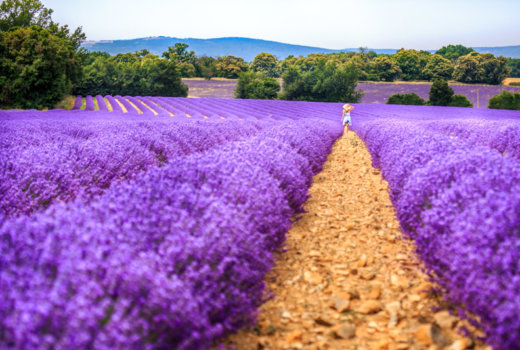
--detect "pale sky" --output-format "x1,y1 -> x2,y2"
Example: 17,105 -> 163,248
42,0 -> 520,50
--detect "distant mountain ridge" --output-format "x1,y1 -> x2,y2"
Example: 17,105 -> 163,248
81,37 -> 520,60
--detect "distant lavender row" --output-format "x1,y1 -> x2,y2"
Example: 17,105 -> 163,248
0,116 -> 343,349
352,106 -> 520,349
0,110 -> 266,218
180,79 -> 520,109
357,82 -> 520,108
70,95 -> 343,121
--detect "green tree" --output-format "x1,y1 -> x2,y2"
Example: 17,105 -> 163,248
194,55 -> 216,80
234,71 -> 280,99
162,43 -> 196,77
74,52 -> 188,97
428,79 -> 454,106
215,55 -> 248,78
250,52 -> 281,78
280,62 -> 363,102
0,0 -> 84,49
488,90 -> 520,110
436,44 -> 474,61
422,54 -> 454,80
507,58 -> 520,78
0,26 -> 79,109
373,56 -> 401,82
386,93 -> 425,105
453,52 -> 510,85
393,49 -> 430,81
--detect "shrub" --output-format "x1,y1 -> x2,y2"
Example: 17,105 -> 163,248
488,90 -> 520,110
429,79 -> 454,106
234,71 -> 280,99
509,82 -> 520,87
449,94 -> 473,107
386,93 -> 425,105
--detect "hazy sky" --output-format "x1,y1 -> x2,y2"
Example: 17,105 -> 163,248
42,0 -> 520,50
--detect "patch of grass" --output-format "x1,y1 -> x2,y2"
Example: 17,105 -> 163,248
55,95 -> 76,110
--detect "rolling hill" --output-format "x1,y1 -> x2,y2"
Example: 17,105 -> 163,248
81,37 -> 520,61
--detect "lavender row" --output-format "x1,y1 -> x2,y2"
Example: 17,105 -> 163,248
0,110 -> 266,218
0,118 -> 343,349
353,117 -> 520,349
423,119 -> 520,158
72,96 -> 343,121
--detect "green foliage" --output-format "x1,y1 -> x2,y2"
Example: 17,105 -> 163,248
507,58 -> 520,78
453,52 -> 511,85
393,49 -> 429,81
386,93 -> 425,105
194,55 -> 216,80
280,62 -> 363,103
449,94 -> 473,107
372,56 -> 401,82
0,0 -> 84,49
436,44 -> 474,61
250,52 -> 281,78
426,79 -> 472,107
488,90 -> 520,110
234,71 -> 280,99
215,55 -> 248,78
422,54 -> 454,80
429,79 -> 454,106
509,82 -> 520,87
0,26 -> 79,109
74,51 -> 188,97
162,43 -> 196,77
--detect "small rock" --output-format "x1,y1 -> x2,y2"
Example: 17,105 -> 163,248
285,330 -> 303,344
409,294 -> 421,302
309,250 -> 321,257
346,288 -> 360,300
369,284 -> 382,300
304,271 -> 323,285
358,300 -> 383,314
447,339 -> 471,350
335,323 -> 356,339
373,340 -> 389,350
332,295 -> 350,313
315,314 -> 335,327
357,254 -> 368,267
415,324 -> 451,347
390,274 -> 409,290
434,310 -> 457,329
282,311 -> 292,319
386,301 -> 401,328
415,325 -> 433,345
361,270 -> 376,280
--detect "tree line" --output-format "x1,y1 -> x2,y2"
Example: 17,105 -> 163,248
0,0 -> 517,110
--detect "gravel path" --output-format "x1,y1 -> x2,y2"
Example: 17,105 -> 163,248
227,132 -> 488,350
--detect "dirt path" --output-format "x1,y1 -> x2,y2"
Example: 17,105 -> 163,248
227,132 -> 488,350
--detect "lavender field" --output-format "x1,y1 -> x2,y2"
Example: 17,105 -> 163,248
357,82 -> 520,108
0,97 -> 343,349
182,78 -> 520,108
2,97 -> 520,349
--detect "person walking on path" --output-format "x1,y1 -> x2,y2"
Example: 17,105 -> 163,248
342,104 -> 354,133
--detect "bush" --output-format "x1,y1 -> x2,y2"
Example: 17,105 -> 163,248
234,71 -> 280,99
488,90 -> 520,110
509,82 -> 520,87
449,94 -> 473,107
280,62 -> 363,102
429,79 -> 454,106
386,93 -> 425,105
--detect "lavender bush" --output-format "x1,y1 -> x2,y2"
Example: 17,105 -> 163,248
0,100 -> 343,349
352,105 -> 520,349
